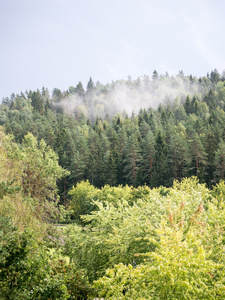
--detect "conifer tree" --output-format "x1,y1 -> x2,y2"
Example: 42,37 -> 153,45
30,90 -> 44,114
188,130 -> 207,180
214,140 -> 225,180
75,81 -> 85,97
123,133 -> 142,186
141,130 -> 156,186
152,130 -> 169,187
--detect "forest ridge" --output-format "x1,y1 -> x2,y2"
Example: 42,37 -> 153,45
0,69 -> 225,200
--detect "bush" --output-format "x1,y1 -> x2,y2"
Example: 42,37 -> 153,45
0,217 -> 93,299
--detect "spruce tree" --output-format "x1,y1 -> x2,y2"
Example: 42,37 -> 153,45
152,130 -> 169,187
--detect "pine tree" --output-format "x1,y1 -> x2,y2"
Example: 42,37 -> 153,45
188,130 -> 207,180
86,129 -> 100,186
169,125 -> 189,180
141,130 -> 156,186
75,82 -> 85,97
101,150 -> 118,186
152,130 -> 169,187
31,90 -> 44,114
184,95 -> 192,114
205,129 -> 217,186
123,133 -> 142,186
214,140 -> 225,180
87,77 -> 94,92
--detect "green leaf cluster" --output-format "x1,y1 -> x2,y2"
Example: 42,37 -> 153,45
63,178 -> 225,298
0,216 -> 92,300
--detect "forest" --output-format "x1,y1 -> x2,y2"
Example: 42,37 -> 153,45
1,69 -> 225,299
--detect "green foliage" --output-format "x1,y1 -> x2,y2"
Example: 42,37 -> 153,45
214,140 -> 225,180
31,260 -> 93,300
94,227 -> 224,299
153,130 -> 169,186
64,178 -> 225,298
69,180 -> 98,223
2,72 -> 225,298
0,129 -> 70,223
64,185 -> 168,281
211,180 -> 225,206
0,217 -> 46,299
0,180 -> 20,199
92,178 -> 225,299
123,133 -> 142,186
1,71 -> 225,193
0,217 -> 92,300
69,181 -> 141,223
20,133 -> 69,203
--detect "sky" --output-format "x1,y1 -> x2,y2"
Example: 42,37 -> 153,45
1,0 -> 225,100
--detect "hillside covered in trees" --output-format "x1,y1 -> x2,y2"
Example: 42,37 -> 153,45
1,139 -> 225,299
1,70 -> 225,299
1,70 -> 225,200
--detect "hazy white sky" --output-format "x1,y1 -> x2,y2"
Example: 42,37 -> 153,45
1,0 -> 225,99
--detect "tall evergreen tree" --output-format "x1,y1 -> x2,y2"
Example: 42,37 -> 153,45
184,95 -> 192,114
101,150 -> 118,186
141,130 -> 156,186
30,90 -> 44,114
87,77 -> 95,92
188,130 -> 207,180
75,82 -> 85,97
169,125 -> 189,180
205,129 -> 217,186
214,140 -> 225,180
152,130 -> 169,187
123,133 -> 142,186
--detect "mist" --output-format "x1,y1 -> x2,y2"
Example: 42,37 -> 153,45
54,74 -> 209,121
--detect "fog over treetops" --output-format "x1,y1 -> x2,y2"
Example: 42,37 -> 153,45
1,68 -> 225,190
1,69 -> 222,122
54,70 -> 213,120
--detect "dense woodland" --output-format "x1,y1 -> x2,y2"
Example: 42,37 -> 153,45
1,70 -> 225,299
1,69 -> 225,200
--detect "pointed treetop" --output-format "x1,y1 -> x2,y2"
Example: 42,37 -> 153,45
87,77 -> 95,91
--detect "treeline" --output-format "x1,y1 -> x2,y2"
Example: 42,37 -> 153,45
0,69 -> 225,201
